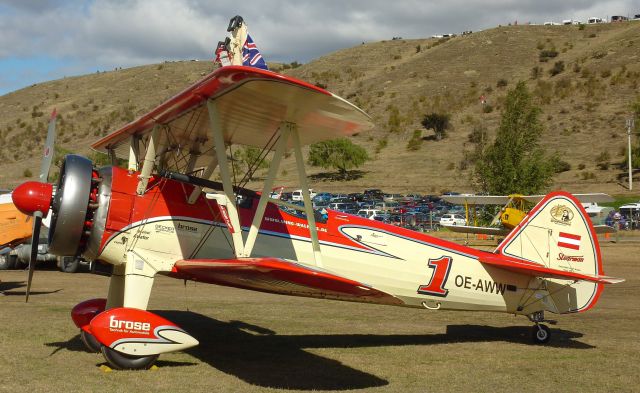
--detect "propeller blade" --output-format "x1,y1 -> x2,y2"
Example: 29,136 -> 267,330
26,213 -> 42,302
39,109 -> 57,183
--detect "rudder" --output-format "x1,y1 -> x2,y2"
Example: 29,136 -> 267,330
495,191 -> 603,313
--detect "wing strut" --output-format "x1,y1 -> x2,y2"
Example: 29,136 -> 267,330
128,135 -> 141,172
243,123 -> 291,256
137,125 -> 160,195
187,155 -> 219,204
291,125 -> 323,268
201,99 -> 323,267
207,99 -> 245,257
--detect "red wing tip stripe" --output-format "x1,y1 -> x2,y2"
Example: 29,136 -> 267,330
558,242 -> 580,250
559,232 -> 581,240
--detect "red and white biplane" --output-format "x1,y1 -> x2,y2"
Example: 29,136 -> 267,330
11,19 -> 623,370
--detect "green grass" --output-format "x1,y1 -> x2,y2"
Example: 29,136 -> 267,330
0,240 -> 638,392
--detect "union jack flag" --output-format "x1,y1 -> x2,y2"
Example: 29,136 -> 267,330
242,34 -> 268,70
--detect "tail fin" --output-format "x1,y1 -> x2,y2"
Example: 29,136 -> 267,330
495,191 -> 605,313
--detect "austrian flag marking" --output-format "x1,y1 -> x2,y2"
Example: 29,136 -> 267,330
558,232 -> 581,250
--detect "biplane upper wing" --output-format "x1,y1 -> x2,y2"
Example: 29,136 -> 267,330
91,65 -> 373,162
171,257 -> 403,305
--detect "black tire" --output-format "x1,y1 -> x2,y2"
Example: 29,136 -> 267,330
101,346 -> 159,370
58,256 -> 79,273
80,330 -> 102,353
0,254 -> 13,270
532,324 -> 551,344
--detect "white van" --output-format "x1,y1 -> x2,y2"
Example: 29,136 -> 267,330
291,189 -> 316,201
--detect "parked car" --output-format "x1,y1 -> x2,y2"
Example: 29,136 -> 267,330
357,209 -> 383,220
280,192 -> 292,201
363,189 -> 385,200
439,213 -> 466,226
383,193 -> 403,203
313,192 -> 333,205
328,202 -> 358,213
330,194 -> 349,202
291,189 -> 317,201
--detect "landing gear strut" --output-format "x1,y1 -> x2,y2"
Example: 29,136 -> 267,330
528,311 -> 551,344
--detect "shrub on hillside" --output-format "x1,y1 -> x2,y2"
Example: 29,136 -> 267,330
531,66 -> 542,79
549,61 -> 565,77
551,156 -> 571,173
539,50 -> 558,62
421,113 -> 451,140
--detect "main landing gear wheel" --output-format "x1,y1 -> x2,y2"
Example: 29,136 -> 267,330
80,330 -> 102,353
531,324 -> 551,344
101,346 -> 159,370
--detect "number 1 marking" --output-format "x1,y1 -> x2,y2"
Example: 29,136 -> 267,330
417,256 -> 452,297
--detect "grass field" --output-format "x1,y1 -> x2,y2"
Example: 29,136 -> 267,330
1,241 -> 638,393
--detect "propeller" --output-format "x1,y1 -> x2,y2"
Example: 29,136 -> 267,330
25,109 -> 57,302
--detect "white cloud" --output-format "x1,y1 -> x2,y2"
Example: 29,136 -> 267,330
0,0 -> 639,93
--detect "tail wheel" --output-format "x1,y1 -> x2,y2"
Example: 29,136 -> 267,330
80,330 -> 102,353
531,324 -> 551,344
101,346 -> 159,370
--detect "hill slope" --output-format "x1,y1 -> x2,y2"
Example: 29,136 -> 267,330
1,22 -> 639,195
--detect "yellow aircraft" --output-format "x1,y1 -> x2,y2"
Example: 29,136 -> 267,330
441,193 -> 615,235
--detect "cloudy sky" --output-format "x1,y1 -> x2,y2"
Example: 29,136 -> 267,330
1,0 -> 638,95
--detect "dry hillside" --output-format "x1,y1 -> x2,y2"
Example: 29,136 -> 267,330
1,22 -> 639,196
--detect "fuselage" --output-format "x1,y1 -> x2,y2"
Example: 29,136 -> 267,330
88,167 -> 539,315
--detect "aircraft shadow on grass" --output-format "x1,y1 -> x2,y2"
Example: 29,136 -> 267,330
46,310 -> 594,391
0,281 -> 61,296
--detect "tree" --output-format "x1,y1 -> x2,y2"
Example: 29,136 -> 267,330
232,146 -> 270,180
474,81 -> 555,194
308,138 -> 369,179
421,113 -> 450,140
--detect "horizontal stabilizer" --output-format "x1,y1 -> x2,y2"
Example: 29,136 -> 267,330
173,257 -> 402,305
478,253 -> 624,284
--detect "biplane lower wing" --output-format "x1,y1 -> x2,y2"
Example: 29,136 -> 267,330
172,257 -> 402,305
478,253 -> 624,284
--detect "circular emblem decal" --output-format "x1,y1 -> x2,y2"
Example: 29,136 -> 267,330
550,204 -> 574,224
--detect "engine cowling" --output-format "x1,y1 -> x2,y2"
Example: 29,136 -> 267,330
48,155 -> 94,255
50,155 -> 114,259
